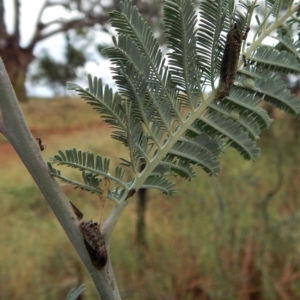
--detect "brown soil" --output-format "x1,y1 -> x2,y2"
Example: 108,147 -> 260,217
0,142 -> 18,165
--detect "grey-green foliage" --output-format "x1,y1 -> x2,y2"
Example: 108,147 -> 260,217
49,0 -> 300,201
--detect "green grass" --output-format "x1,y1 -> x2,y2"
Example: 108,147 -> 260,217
1,98 -> 300,299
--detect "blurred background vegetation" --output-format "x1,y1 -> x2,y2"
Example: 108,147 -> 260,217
0,0 -> 164,101
0,97 -> 300,300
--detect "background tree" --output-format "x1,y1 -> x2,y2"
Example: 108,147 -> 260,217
0,0 -> 162,101
30,33 -> 87,95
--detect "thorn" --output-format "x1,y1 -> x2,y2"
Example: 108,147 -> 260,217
125,188 -> 136,200
70,201 -> 84,221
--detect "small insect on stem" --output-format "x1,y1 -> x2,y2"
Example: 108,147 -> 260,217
36,137 -> 45,151
80,221 -> 108,270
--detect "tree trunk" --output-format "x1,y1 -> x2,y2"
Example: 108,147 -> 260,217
136,187 -> 148,247
0,37 -> 34,102
136,157 -> 148,247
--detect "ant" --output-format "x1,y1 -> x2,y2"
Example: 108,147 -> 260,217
242,54 -> 248,67
243,26 -> 250,41
36,137 -> 45,151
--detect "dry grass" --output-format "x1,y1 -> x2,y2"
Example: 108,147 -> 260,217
1,97 -> 300,299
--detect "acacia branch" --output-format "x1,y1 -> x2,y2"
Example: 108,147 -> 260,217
0,59 -> 120,300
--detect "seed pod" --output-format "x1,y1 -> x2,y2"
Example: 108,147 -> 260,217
216,23 -> 243,100
80,221 -> 107,270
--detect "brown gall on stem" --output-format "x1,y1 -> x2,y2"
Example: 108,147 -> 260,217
70,202 -> 107,269
80,220 -> 108,270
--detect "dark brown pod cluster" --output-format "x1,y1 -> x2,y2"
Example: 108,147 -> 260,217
216,23 -> 243,101
80,220 -> 108,270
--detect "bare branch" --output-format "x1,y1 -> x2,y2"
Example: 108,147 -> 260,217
29,0 -> 72,48
30,0 -> 58,47
13,0 -> 20,43
28,15 -> 109,47
26,0 -> 153,50
35,0 -> 49,27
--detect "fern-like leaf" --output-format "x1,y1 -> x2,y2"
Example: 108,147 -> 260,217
209,99 -> 269,140
141,175 -> 177,195
50,149 -> 130,189
154,155 -> 196,179
68,77 -> 129,146
168,135 -> 222,175
108,1 -> 181,127
197,0 -> 229,88
235,70 -> 300,115
192,111 -> 260,160
210,85 -> 273,135
48,163 -> 101,195
249,46 -> 300,74
164,0 -> 202,107
274,31 -> 300,59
